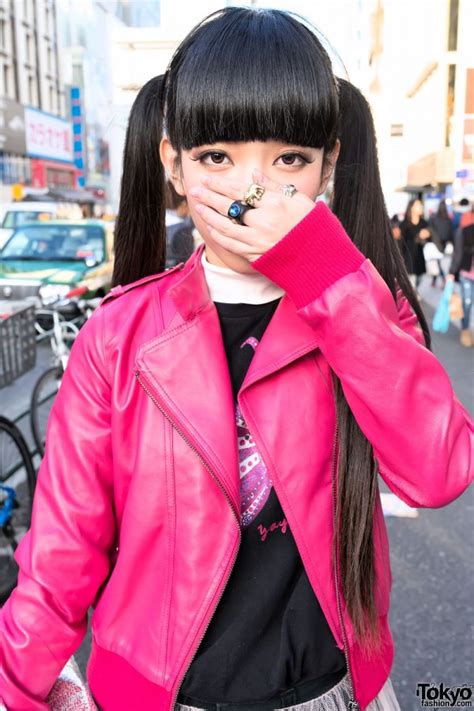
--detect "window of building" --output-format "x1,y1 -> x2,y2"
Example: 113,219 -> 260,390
0,153 -> 32,186
28,74 -> 36,104
0,18 -> 6,50
25,32 -> 34,64
114,0 -> 160,27
445,64 -> 456,147
390,124 -> 404,137
23,0 -> 33,22
3,62 -> 10,96
447,0 -> 459,52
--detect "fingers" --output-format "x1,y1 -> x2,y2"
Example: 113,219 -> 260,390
189,186 -> 237,218
252,169 -> 286,194
194,202 -> 256,245
200,173 -> 283,206
201,176 -> 247,202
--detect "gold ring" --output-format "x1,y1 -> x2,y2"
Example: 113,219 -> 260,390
243,183 -> 265,207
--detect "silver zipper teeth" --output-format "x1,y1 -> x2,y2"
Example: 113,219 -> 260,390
331,425 -> 360,711
135,370 -> 242,711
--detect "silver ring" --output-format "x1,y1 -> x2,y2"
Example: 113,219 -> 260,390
282,184 -> 297,198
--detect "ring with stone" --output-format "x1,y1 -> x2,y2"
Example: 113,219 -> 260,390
282,184 -> 297,198
243,183 -> 265,207
227,200 -> 253,225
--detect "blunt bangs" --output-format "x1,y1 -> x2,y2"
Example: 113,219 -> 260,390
164,8 -> 339,151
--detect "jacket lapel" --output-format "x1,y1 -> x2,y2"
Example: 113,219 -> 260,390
239,293 -> 320,395
135,248 -> 240,513
135,244 -> 321,515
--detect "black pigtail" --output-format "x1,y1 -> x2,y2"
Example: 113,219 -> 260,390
330,78 -> 432,652
113,75 -> 167,287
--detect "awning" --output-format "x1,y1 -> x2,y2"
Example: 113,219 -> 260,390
406,148 -> 455,188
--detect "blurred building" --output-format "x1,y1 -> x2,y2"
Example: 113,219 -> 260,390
56,0 -> 117,200
107,0 -> 231,210
0,0 -> 77,201
364,0 -> 474,216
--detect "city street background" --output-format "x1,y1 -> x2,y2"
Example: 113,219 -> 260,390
1,0 -> 473,707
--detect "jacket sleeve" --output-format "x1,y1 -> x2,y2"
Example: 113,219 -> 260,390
0,307 -> 116,709
252,202 -> 473,508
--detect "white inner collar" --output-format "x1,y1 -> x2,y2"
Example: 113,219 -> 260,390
201,249 -> 285,304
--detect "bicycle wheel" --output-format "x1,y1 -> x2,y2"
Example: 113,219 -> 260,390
30,365 -> 64,459
0,416 -> 36,603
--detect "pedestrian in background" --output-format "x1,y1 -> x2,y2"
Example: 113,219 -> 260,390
400,198 -> 431,289
165,182 -> 195,268
1,8 -> 473,711
453,197 -> 474,230
390,214 -> 412,276
428,199 -> 454,251
448,213 -> 474,347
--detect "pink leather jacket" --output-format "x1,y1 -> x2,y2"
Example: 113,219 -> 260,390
1,204 -> 472,710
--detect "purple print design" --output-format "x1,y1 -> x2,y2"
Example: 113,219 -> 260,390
236,403 -> 272,527
240,336 -> 259,352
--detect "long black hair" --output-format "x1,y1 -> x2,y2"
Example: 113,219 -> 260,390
114,7 -> 431,652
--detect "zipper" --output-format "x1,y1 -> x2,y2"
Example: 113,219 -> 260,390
135,370 -> 242,710
331,424 -> 360,711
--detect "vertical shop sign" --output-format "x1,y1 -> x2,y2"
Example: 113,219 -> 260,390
71,87 -> 86,187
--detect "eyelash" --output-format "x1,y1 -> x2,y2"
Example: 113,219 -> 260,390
278,153 -> 311,166
191,151 -> 312,166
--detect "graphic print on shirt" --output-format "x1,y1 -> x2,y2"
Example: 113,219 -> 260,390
236,403 -> 273,527
240,336 -> 260,352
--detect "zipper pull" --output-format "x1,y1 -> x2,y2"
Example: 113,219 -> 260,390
348,700 -> 360,710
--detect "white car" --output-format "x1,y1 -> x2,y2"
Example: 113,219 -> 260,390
0,202 -> 83,249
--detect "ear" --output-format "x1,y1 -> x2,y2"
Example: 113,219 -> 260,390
159,137 -> 185,196
318,139 -> 341,195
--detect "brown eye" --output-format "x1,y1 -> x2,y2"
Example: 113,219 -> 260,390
276,152 -> 309,167
200,151 -> 228,165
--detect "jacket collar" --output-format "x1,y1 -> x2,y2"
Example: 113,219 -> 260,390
135,244 -> 319,514
166,244 -> 319,391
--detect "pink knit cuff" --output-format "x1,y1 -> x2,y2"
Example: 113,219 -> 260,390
251,202 -> 365,309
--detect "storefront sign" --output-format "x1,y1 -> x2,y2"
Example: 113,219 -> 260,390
71,87 -> 85,187
0,98 -> 26,154
25,107 -> 73,163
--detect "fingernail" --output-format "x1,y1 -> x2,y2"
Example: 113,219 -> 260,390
189,187 -> 201,197
194,203 -> 204,213
201,176 -> 210,186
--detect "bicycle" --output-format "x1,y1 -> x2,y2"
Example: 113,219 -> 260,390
0,416 -> 37,603
0,302 -> 37,603
30,297 -> 101,458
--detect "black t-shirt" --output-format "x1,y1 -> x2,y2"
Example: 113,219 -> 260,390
178,299 -> 346,705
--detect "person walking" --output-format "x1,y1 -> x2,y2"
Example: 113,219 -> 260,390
428,199 -> 454,251
448,216 -> 474,347
400,199 -> 431,289
1,9 -> 473,711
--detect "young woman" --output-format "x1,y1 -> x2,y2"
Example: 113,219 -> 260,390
400,199 -> 432,289
1,8 -> 472,711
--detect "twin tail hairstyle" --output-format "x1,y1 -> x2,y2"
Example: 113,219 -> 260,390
114,6 -> 431,654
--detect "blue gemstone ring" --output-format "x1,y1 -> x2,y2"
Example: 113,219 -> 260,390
227,200 -> 253,225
